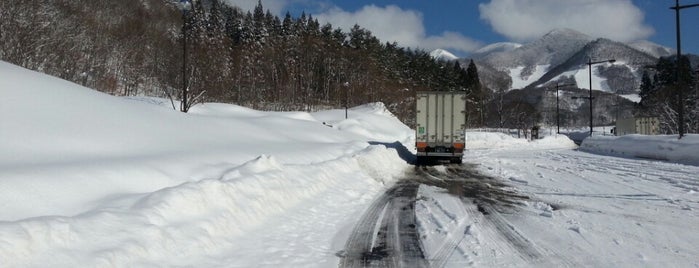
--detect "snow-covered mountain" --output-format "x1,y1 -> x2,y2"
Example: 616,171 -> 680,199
628,40 -> 674,58
476,28 -> 594,89
470,42 -> 522,59
467,29 -> 676,127
471,28 -> 680,96
531,38 -> 658,94
429,49 -> 459,61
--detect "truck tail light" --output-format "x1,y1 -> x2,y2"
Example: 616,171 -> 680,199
416,142 -> 427,152
453,143 -> 465,153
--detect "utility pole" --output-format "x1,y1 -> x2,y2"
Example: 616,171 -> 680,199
670,0 -> 699,138
587,58 -> 616,136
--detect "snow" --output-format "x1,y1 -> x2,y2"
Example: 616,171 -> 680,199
416,132 -> 699,266
429,48 -> 459,61
581,134 -> 699,166
472,42 -> 522,57
553,63 -> 614,92
619,93 -> 641,103
628,40 -> 674,58
2,59 -> 699,267
0,61 -> 412,266
508,64 -> 550,89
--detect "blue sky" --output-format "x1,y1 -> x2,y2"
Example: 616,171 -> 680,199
227,0 -> 699,57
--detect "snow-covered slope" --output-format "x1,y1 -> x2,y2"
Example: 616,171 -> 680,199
0,61 -> 413,267
479,28 -> 593,89
496,28 -> 593,67
532,38 -> 658,94
470,42 -> 522,59
429,48 -> 459,61
472,29 -> 677,93
628,40 -> 674,58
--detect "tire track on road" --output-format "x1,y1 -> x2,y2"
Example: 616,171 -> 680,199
338,181 -> 428,268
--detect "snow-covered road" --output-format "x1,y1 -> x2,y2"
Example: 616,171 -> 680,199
439,145 -> 699,267
339,180 -> 427,268
340,144 -> 699,267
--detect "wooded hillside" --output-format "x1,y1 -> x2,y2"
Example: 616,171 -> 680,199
0,0 -> 484,126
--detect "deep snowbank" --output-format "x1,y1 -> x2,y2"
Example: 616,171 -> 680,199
0,61 -> 413,267
465,131 -> 577,150
0,147 -> 408,267
581,134 -> 699,165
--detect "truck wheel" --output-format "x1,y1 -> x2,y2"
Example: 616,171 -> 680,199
451,157 -> 462,164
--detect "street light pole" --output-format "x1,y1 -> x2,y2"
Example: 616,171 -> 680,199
587,58 -> 616,136
670,0 -> 699,138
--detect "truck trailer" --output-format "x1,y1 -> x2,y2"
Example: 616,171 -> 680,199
415,91 -> 466,165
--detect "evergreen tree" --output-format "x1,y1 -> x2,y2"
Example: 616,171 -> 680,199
635,56 -> 696,133
639,70 -> 654,107
465,59 -> 484,124
465,59 -> 481,93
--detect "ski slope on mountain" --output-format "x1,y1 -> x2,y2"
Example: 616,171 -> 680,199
508,64 -> 550,89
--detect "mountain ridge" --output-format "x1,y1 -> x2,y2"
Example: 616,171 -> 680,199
447,29 -> 683,94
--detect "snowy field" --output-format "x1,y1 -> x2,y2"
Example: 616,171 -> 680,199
2,60 -> 698,267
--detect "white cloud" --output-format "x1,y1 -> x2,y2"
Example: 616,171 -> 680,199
314,5 -> 482,55
479,0 -> 654,42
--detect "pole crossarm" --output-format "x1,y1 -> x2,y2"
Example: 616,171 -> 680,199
588,59 -> 616,65
671,3 -> 699,9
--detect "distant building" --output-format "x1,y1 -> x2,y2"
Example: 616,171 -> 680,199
615,117 -> 660,136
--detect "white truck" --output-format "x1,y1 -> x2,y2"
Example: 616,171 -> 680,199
415,91 -> 467,165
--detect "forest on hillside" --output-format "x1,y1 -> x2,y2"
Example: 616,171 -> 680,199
638,56 -> 699,134
0,0 -> 485,127
2,0 -> 696,133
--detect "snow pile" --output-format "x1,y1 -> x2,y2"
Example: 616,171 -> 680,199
313,102 -> 413,144
581,134 -> 699,165
531,135 -> 578,149
0,61 -> 412,267
465,131 -> 577,150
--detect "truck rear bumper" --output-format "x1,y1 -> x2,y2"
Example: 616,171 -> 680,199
416,152 -> 463,157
